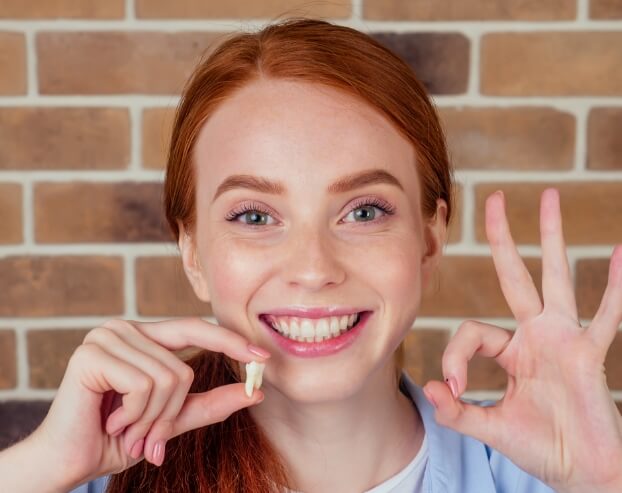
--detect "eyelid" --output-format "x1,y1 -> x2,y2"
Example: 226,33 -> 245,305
226,195 -> 395,226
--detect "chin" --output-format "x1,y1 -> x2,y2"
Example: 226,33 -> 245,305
266,365 -> 371,404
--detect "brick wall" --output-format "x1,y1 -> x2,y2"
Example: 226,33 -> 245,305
1,0 -> 621,449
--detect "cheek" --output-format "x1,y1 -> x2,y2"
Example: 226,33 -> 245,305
204,239 -> 273,328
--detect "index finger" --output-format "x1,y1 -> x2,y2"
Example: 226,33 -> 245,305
127,317 -> 271,363
486,191 -> 543,323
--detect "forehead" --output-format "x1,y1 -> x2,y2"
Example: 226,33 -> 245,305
193,78 -> 419,201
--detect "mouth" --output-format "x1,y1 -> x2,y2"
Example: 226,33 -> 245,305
258,311 -> 370,343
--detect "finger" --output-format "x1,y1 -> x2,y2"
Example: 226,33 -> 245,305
101,321 -> 197,464
171,383 -> 264,438
589,244 -> 622,353
423,379 -> 501,450
540,188 -> 577,319
126,317 -> 271,364
70,343 -> 152,434
141,363 -> 194,467
441,320 -> 514,398
82,327 -> 178,459
486,191 -> 543,323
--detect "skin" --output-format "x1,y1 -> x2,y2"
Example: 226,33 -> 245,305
178,77 -> 448,491
177,76 -> 622,492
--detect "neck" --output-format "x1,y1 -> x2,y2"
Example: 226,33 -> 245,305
249,364 -> 424,493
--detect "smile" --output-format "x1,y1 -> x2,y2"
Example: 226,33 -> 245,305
260,312 -> 363,343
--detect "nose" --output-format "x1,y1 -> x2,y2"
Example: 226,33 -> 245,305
281,224 -> 346,291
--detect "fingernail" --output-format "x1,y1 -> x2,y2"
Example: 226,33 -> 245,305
130,438 -> 145,459
423,388 -> 438,409
256,392 -> 265,403
153,440 -> 165,466
247,344 -> 271,358
446,376 -> 459,399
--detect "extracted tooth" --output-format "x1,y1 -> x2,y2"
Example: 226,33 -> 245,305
245,360 -> 266,398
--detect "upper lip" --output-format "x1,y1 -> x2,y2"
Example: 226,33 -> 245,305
259,306 -> 370,319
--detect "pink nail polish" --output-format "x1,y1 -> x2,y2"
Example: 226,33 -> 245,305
247,344 -> 271,358
153,440 -> 165,466
423,388 -> 438,409
446,377 -> 459,399
130,438 -> 145,459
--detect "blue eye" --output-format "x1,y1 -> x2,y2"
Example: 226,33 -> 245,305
342,198 -> 396,224
225,201 -> 277,226
225,197 -> 396,227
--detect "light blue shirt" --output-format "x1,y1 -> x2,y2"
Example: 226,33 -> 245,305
70,370 -> 555,492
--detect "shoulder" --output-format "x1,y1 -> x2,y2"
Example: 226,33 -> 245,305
68,475 -> 111,493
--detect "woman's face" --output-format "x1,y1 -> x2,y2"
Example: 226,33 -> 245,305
182,78 -> 447,402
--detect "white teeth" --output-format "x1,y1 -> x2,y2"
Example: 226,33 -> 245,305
268,312 -> 362,342
329,317 -> 340,336
245,360 -> 265,398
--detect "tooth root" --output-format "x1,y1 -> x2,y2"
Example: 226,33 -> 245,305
245,361 -> 266,397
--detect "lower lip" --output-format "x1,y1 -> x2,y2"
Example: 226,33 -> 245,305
259,311 -> 372,358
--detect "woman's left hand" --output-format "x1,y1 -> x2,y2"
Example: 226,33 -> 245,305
423,188 -> 622,493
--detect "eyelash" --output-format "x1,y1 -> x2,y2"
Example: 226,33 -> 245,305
224,197 -> 396,226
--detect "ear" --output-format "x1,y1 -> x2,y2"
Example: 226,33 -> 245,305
177,221 -> 211,303
420,198 -> 448,288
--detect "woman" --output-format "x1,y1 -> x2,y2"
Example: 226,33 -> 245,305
1,17 -> 621,493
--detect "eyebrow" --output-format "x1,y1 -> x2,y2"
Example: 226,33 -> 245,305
212,168 -> 404,203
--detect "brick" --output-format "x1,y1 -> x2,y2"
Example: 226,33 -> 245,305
142,107 -> 175,169
34,182 -> 174,243
403,329 -> 449,384
481,32 -> 622,96
576,258 -> 611,320
439,107 -> 574,170
0,32 -> 26,94
136,0 -> 350,18
0,256 -> 123,316
0,330 -> 17,389
371,32 -> 469,95
0,401 -> 51,450
587,108 -> 622,170
136,256 -> 212,317
419,256 -> 543,318
0,107 -> 129,170
605,332 -> 622,390
474,183 -> 622,245
364,0 -> 575,20
37,31 -> 224,95
0,183 -> 22,244
0,0 -> 124,18
467,353 -> 508,391
27,329 -> 89,389
590,0 -> 622,19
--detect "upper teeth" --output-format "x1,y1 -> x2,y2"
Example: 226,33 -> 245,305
265,313 -> 361,342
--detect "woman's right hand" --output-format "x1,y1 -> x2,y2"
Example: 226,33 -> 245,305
30,317 -> 270,491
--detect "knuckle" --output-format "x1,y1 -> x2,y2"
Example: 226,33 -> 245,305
83,326 -> 110,345
178,365 -> 195,386
135,374 -> 153,394
157,370 -> 178,391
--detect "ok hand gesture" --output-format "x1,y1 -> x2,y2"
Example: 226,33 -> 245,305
423,188 -> 622,493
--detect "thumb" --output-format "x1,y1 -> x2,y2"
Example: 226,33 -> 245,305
172,383 -> 264,438
423,379 -> 499,449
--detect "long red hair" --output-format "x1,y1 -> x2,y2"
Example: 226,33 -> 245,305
106,16 -> 454,493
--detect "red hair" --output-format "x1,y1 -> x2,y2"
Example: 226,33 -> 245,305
106,16 -> 454,493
